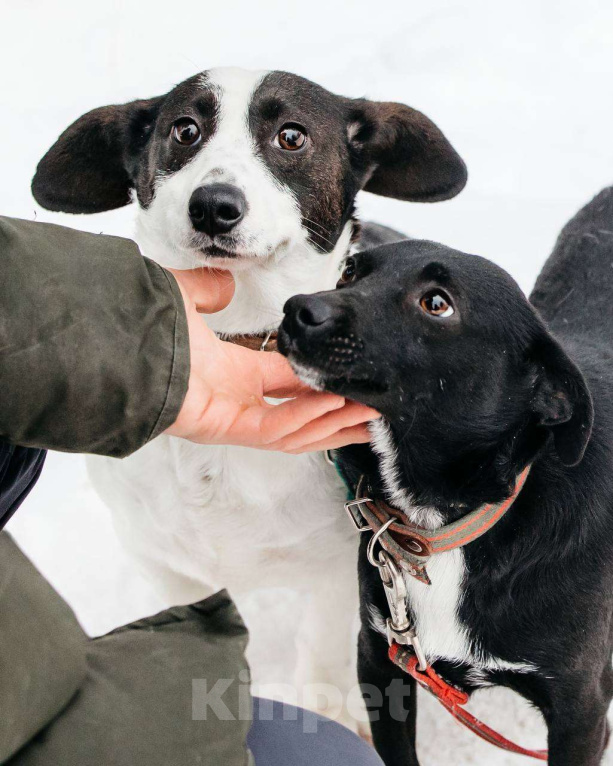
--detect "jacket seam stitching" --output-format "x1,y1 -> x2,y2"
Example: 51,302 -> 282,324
146,266 -> 185,443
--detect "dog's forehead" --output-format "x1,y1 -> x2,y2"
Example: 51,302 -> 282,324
359,241 -> 530,321
158,68 -> 259,112
158,72 -> 218,117
365,241 -> 515,286
161,67 -> 345,122
358,242 -> 457,283
249,71 -> 346,121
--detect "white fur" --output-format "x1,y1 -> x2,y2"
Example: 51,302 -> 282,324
87,67 -> 361,727
369,419 -> 537,674
286,359 -> 325,391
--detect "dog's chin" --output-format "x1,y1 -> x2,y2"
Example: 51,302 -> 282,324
296,361 -> 388,401
285,358 -> 327,392
279,336 -> 388,402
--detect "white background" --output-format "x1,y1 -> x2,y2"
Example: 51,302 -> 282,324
3,1 -> 613,763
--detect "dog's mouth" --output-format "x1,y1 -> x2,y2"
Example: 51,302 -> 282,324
277,325 -> 388,399
191,236 -> 292,266
196,242 -> 250,261
200,244 -> 244,260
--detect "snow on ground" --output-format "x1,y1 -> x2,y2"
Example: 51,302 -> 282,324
3,0 -> 613,763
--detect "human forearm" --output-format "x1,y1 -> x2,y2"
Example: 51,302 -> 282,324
0,217 -> 189,457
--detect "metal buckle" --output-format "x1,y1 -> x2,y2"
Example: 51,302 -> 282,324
344,498 -> 372,532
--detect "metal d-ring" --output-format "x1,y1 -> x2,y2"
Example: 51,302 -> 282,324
260,330 -> 274,351
323,449 -> 336,467
367,517 -> 396,568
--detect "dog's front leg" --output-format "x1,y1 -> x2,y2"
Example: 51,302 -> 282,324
546,705 -> 610,765
547,710 -> 609,765
358,628 -> 419,766
540,667 -> 613,766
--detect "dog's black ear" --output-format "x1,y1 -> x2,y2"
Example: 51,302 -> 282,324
32,96 -> 164,214
531,335 -> 594,467
347,100 -> 467,202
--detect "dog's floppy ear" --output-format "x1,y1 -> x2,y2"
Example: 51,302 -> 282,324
32,96 -> 164,214
347,100 -> 467,202
530,335 -> 594,467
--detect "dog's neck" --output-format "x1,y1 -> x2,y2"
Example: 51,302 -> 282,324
367,412 -> 541,527
205,229 -> 352,335
136,218 -> 354,336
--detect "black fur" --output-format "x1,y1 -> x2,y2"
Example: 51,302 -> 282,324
31,74 -> 217,213
249,72 -> 466,251
278,189 -> 613,766
31,69 -> 466,254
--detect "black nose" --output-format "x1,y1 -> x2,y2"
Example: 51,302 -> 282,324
284,295 -> 342,336
188,184 -> 247,237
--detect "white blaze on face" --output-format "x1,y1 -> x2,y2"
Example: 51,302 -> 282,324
136,67 -> 306,270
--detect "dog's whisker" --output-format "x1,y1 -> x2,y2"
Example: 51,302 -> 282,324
303,226 -> 333,253
302,216 -> 333,236
302,220 -> 337,250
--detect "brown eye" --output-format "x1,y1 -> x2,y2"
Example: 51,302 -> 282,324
276,123 -> 307,151
172,119 -> 201,146
420,289 -> 454,317
338,257 -> 357,285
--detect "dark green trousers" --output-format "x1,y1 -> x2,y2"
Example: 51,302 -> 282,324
0,533 -> 252,766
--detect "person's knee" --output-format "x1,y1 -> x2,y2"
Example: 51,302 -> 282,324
248,697 -> 383,765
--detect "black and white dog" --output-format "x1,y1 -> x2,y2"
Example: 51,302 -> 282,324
279,188 -> 613,764
32,68 -> 466,726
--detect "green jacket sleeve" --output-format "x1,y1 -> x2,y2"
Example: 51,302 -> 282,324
0,216 -> 190,457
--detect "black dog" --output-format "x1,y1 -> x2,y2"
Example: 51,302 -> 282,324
278,188 -> 613,766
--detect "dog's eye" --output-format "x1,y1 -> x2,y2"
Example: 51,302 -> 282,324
338,258 -> 357,285
420,289 -> 454,317
276,123 -> 307,151
172,119 -> 201,146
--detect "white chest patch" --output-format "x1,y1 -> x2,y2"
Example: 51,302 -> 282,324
368,420 -> 536,674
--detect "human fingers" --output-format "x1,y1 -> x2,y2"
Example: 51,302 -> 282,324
282,423 -> 374,454
168,267 -> 235,313
266,401 -> 378,452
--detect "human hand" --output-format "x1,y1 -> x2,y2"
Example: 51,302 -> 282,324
164,268 -> 378,452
